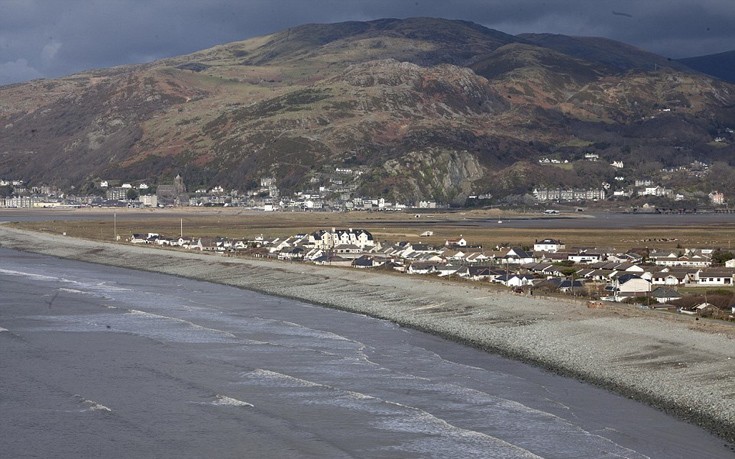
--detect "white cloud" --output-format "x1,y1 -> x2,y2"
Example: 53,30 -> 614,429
41,40 -> 62,64
0,58 -> 43,85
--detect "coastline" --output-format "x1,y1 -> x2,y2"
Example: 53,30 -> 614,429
1,225 -> 733,443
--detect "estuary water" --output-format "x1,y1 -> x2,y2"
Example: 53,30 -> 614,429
0,247 -> 732,458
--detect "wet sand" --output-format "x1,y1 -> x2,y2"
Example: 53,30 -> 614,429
0,224 -> 733,443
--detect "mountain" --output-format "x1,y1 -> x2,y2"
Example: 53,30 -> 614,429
1,18 -> 734,205
678,50 -> 735,84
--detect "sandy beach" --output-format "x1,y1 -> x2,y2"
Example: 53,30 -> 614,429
1,224 -> 733,443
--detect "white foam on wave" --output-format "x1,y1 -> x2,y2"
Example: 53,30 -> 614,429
127,309 -> 237,340
241,368 -> 646,458
58,287 -> 95,296
378,410 -> 544,459
0,327 -> 8,332
75,395 -> 112,413
0,268 -> 130,302
364,374 -> 648,458
241,370 -> 542,457
211,394 -> 254,407
0,267 -> 61,282
241,369 -> 324,388
26,310 -> 239,344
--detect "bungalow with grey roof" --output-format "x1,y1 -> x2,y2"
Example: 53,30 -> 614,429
503,248 -> 536,264
650,287 -> 682,304
685,268 -> 735,286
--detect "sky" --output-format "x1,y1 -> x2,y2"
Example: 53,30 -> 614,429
1,0 -> 734,86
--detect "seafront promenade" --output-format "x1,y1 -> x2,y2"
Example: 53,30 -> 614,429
1,224 -> 733,443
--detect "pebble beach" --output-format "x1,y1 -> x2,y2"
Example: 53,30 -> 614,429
1,224 -> 733,443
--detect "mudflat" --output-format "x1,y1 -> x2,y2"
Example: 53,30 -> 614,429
1,224 -> 733,442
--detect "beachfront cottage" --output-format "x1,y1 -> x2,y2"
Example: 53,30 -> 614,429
303,248 -> 324,261
436,264 -> 461,277
407,262 -> 440,275
496,274 -> 536,287
130,233 -> 148,244
333,244 -> 363,257
540,278 -> 585,293
312,254 -> 353,267
351,255 -> 383,269
650,287 -> 682,304
278,247 -> 305,261
613,274 -> 651,299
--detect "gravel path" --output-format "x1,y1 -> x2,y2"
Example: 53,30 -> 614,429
1,225 -> 733,442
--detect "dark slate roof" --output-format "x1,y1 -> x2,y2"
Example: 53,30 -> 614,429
650,287 -> 682,298
617,273 -> 643,284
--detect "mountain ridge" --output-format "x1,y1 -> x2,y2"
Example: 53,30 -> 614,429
678,50 -> 735,84
1,18 -> 734,205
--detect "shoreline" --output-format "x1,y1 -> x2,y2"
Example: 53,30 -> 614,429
1,225 -> 733,443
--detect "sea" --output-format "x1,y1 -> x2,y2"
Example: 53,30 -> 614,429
1,247 -> 733,458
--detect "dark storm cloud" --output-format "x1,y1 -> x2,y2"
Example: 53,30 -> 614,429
1,0 -> 734,85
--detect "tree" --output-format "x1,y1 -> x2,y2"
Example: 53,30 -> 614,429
711,249 -> 735,266
0,185 -> 13,198
126,188 -> 139,201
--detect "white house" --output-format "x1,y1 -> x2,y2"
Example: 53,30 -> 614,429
568,251 -> 601,264
503,248 -> 536,264
309,228 -> 376,250
650,287 -> 682,304
650,271 -> 687,286
497,274 -> 536,287
533,238 -> 565,253
685,269 -> 734,287
445,236 -> 467,247
613,274 -> 651,299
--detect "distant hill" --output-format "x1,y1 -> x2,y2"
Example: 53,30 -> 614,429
1,18 -> 734,204
678,50 -> 735,83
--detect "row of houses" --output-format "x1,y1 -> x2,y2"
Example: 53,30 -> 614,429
128,230 -> 735,305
